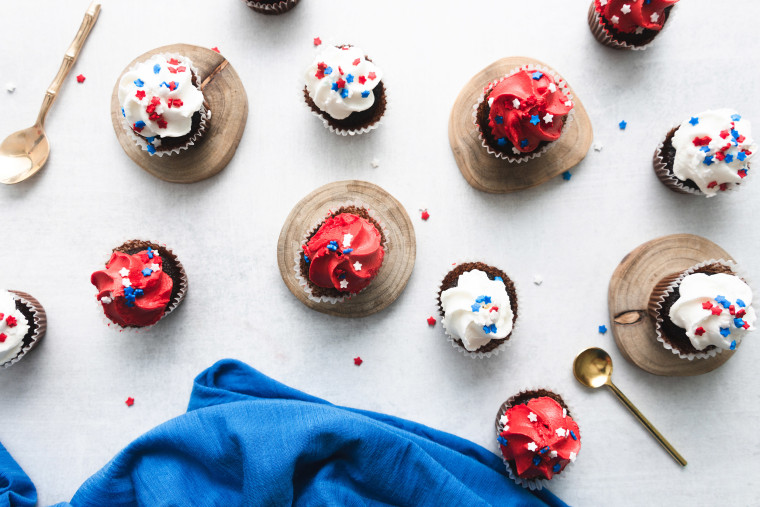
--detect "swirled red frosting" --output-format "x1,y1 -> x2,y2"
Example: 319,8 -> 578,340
91,249 -> 173,327
595,0 -> 678,34
303,213 -> 384,294
487,70 -> 573,154
498,397 -> 581,480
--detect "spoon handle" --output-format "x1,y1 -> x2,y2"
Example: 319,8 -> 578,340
606,381 -> 687,467
36,1 -> 101,126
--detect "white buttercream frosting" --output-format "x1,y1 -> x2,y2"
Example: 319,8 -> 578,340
0,291 -> 30,364
305,45 -> 383,120
441,270 -> 514,351
669,273 -> 755,351
118,55 -> 205,139
671,109 -> 756,196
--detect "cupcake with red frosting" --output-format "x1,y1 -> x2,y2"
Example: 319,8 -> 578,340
91,240 -> 188,328
241,0 -> 299,14
297,206 -> 386,302
0,290 -> 46,368
588,0 -> 679,50
474,66 -> 574,163
496,390 -> 581,490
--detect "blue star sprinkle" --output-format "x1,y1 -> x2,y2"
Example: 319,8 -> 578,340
552,463 -> 561,473
737,152 -> 747,161
361,90 -> 370,98
688,117 -> 699,126
599,325 -> 607,334
484,324 -> 497,334
497,138 -> 507,146
134,289 -> 144,297
494,276 -> 503,282
532,456 -> 542,466
495,115 -> 504,125
731,130 -> 740,140
145,137 -> 155,143
304,255 -> 310,263
734,318 -> 745,328
619,120 -> 627,130
324,66 -> 333,75
531,71 -> 543,80
340,88 -> 349,99
475,295 -> 492,304
530,115 -> 540,126
124,287 -> 134,296
153,64 -> 161,74
147,247 -> 154,259
520,139 -> 529,148
715,295 -> 730,308
135,121 -> 146,129
471,303 -> 481,313
331,82 -> 339,91
346,74 -> 354,84
731,114 -> 741,121
121,108 -> 125,117
724,154 -> 734,163
730,340 -> 737,350
703,155 -> 714,166
147,145 -> 156,155
699,146 -> 710,153
562,171 -> 572,181
497,436 -> 509,446
134,79 -> 144,88
142,268 -> 152,277
720,327 -> 731,337
736,299 -> 746,307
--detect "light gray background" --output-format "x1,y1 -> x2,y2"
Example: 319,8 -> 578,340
1,1 -> 758,505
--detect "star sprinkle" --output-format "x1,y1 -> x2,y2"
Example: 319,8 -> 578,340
135,90 -> 146,100
689,117 -> 699,126
520,139 -> 529,148
122,278 -> 132,288
354,357 -> 363,366
142,268 -> 152,277
125,397 -> 134,407
548,82 -> 557,93
76,74 -> 86,83
353,261 -> 362,271
555,428 -> 566,437
343,233 -> 353,247
619,120 -> 627,130
211,47 -> 220,53
340,280 -> 349,289
561,170 -> 573,181
498,138 -> 507,146
494,277 -> 503,282
134,79 -> 144,88
550,450 -> 558,458
530,115 -> 540,126
497,435 -> 509,447
6,83 -> 15,93
427,316 -> 436,326
421,210 -> 430,221
0,333 -> 6,343
526,442 -> 538,452
5,316 -> 17,328
367,72 -> 377,80
650,12 -> 659,22
361,91 -> 370,98
370,158 -> 380,168
694,327 -> 705,336
119,268 -> 130,277
533,275 -> 543,285
552,463 -> 562,473
494,115 -> 504,125
719,327 -> 731,337
569,452 -> 577,462
599,325 -> 607,334
543,113 -> 554,124
736,299 -> 746,308
499,414 -> 509,426
593,142 -> 604,152
703,155 -> 714,166
153,64 -> 161,74
313,37 -> 322,46
471,303 -> 481,312
528,412 -> 538,422
512,99 -> 520,109
610,15 -> 620,24
531,71 -> 543,80
620,4 -> 631,14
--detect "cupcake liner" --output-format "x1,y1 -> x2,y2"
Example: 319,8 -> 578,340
587,2 -> 675,51
1,291 -> 46,369
652,127 -> 703,196
649,259 -> 751,360
304,84 -> 387,137
293,200 -> 389,304
472,64 -> 575,164
495,389 -> 578,490
436,261 -> 519,359
119,53 -> 211,157
241,0 -> 299,14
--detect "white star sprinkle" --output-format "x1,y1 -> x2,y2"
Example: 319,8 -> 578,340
600,0 -> 607,5
593,142 -> 604,152
620,4 -> 631,14
548,82 -> 557,93
353,261 -> 362,271
555,428 -> 566,437
564,100 -> 573,107
122,278 -> 132,287
119,268 -> 130,277
543,113 -> 554,124
150,263 -> 160,271
370,158 -> 380,168
610,15 -> 620,24
569,452 -> 577,462
550,450 -> 558,458
533,275 -> 543,286
526,442 -> 538,452
635,27 -> 645,34
488,97 -> 494,107
339,279 -> 349,289
562,408 -> 567,418
650,12 -> 659,22
499,414 -> 509,426
101,296 -> 112,304
528,412 -> 538,422
512,98 -> 520,109
6,82 -> 15,93
343,233 -> 353,248
152,251 -> 160,258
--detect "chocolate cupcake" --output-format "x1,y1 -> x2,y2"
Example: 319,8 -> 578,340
304,44 -> 386,135
473,66 -> 574,163
297,206 -> 387,303
0,290 -> 46,368
437,262 -> 518,357
91,240 -> 188,328
241,0 -> 299,14
649,260 -> 755,359
117,54 -> 209,156
654,109 -> 755,197
588,0 -> 679,50
495,390 -> 581,490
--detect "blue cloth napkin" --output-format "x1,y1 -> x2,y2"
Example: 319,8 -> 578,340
1,359 -> 568,506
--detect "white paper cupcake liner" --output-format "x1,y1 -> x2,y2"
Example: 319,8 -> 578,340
242,0 -> 299,14
436,260 -> 519,359
495,389 -> 579,491
651,259 -> 752,360
294,200 -> 389,304
472,64 -> 575,164
119,53 -> 211,157
587,2 -> 677,51
304,86 -> 387,137
1,291 -> 46,369
652,127 -> 704,196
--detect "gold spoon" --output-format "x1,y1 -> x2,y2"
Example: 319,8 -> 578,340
573,347 -> 687,466
0,1 -> 101,185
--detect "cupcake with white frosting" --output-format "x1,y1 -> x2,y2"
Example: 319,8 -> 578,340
117,54 -> 209,156
437,262 -> 518,357
304,44 -> 386,135
654,109 -> 755,196
649,260 -> 755,359
0,290 -> 46,368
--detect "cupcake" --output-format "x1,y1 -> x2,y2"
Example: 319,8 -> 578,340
649,261 -> 755,359
654,109 -> 755,196
588,0 -> 679,50
473,67 -> 574,163
304,44 -> 386,135
91,240 -> 188,328
496,390 -> 581,489
241,0 -> 299,14
437,263 -> 518,356
297,206 -> 386,302
0,290 -> 46,368
117,54 -> 209,156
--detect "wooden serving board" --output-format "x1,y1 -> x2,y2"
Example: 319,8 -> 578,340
277,180 -> 416,318
448,57 -> 593,193
110,43 -> 248,183
608,234 -> 736,376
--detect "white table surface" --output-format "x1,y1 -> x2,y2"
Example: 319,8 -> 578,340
1,1 -> 758,505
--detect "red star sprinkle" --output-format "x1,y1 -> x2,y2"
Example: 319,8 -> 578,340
715,152 -> 725,161
427,316 -> 436,326
707,181 -> 718,189
167,58 -> 180,65
336,78 -> 346,89
133,122 -> 144,132
211,47 -> 220,53
719,130 -> 730,139
76,74 -> 85,83
148,112 -> 160,120
135,90 -> 146,100
353,58 -> 360,65
0,313 -> 4,320
737,135 -> 746,143
421,210 -> 430,220
157,118 -> 168,129
719,183 -> 728,191
168,82 -> 177,91
490,306 -> 499,312
711,307 -> 723,316
702,301 -> 713,310
694,327 -> 705,336
176,66 -> 186,73
729,305 -> 736,315
368,72 -> 377,80
743,323 -> 750,329
353,357 -> 363,366
313,37 -> 322,46
737,309 -> 747,318
168,67 -> 178,74
5,316 -> 17,327
358,76 -> 366,85
0,333 -> 6,343
692,136 -> 711,147
125,397 -> 134,407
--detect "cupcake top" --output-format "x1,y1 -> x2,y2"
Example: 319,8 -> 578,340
302,213 -> 384,294
440,270 -> 514,351
594,0 -> 678,34
305,45 -> 383,120
486,70 -> 573,154
0,291 -> 30,364
91,246 -> 173,327
671,109 -> 755,196
498,397 -> 580,480
669,272 -> 755,351
118,55 -> 205,140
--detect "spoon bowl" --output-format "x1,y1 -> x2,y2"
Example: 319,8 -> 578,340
0,126 -> 49,184
573,347 -> 613,389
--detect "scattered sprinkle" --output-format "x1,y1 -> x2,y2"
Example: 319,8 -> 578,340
125,397 -> 135,407
313,37 -> 322,46
76,74 -> 86,83
599,325 -> 607,334
533,275 -> 543,285
211,47 -> 220,53
370,158 -> 380,168
562,171 -> 572,181
0,333 -> 6,343
427,316 -> 436,326
5,82 -> 15,93
552,463 -> 561,473
530,115 -> 540,126
593,142 -> 603,152
619,120 -> 627,130
531,71 -> 543,80
353,357 -> 363,366
421,210 -> 430,221
689,117 -> 699,126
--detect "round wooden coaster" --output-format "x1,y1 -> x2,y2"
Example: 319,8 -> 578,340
277,180 -> 416,318
608,234 -> 736,376
448,57 -> 593,193
110,44 -> 248,183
